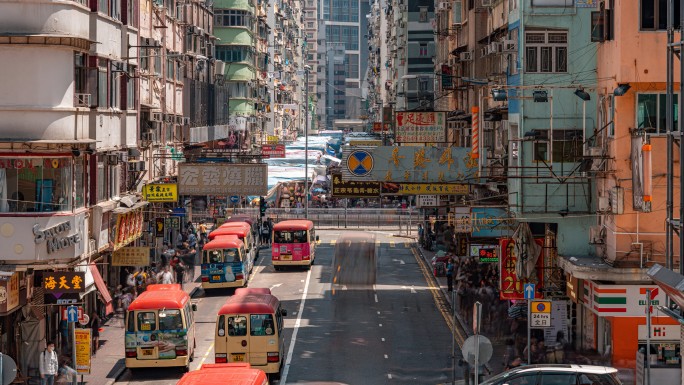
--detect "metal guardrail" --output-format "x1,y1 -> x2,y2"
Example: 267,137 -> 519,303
231,207 -> 421,230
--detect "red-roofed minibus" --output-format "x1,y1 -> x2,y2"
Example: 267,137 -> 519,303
215,293 -> 287,380
201,235 -> 249,289
234,288 -> 271,296
271,220 -> 318,270
176,363 -> 269,385
125,284 -> 197,371
210,223 -> 257,264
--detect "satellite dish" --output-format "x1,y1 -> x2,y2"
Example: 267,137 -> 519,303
0,353 -> 18,385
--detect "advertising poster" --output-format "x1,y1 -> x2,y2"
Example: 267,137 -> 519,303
499,238 -> 544,300
74,328 -> 91,374
125,330 -> 189,359
112,247 -> 151,266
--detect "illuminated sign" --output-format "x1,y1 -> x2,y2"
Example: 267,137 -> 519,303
142,183 -> 178,203
41,272 -> 86,293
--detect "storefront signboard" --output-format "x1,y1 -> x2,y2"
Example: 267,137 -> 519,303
0,213 -> 86,261
112,208 -> 144,251
331,173 -> 380,198
179,163 -> 268,196
637,325 -> 681,341
471,207 -> 515,238
566,274 -> 583,304
451,207 -> 472,233
74,328 -> 91,374
395,183 -> 468,195
261,144 -> 286,158
395,112 -> 446,143
584,282 -> 669,317
155,218 -> 164,237
469,245 -> 498,263
0,272 -> 20,313
41,272 -> 85,293
112,247 -> 151,266
142,183 -> 178,202
499,238 -> 544,300
341,146 -> 477,183
416,195 -> 439,207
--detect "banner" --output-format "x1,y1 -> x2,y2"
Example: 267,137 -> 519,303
395,112 -> 446,143
42,272 -> 86,293
262,144 -> 286,158
0,273 -> 20,313
74,328 -> 91,374
499,238 -> 544,300
112,208 -> 144,251
331,173 -> 380,198
178,163 -> 268,196
142,183 -> 178,202
112,247 -> 151,266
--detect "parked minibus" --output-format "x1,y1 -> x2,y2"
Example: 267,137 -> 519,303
201,235 -> 249,289
224,215 -> 258,237
235,288 -> 271,296
215,293 -> 287,380
176,363 -> 269,385
271,220 -> 318,270
125,284 -> 196,371
210,223 -> 257,264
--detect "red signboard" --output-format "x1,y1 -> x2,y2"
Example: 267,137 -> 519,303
262,144 -> 286,158
499,238 -> 544,300
372,122 -> 382,132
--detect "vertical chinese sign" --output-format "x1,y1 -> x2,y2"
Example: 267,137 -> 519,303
73,328 -> 91,374
499,238 -> 544,300
112,208 -> 144,251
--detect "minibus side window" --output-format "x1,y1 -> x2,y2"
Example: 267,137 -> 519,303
228,316 -> 247,336
217,315 -> 226,336
251,314 -> 275,336
127,312 -> 135,332
138,312 -> 156,331
159,309 -> 183,330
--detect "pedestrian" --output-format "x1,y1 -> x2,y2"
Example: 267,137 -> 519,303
58,357 -> 77,385
90,312 -> 101,356
39,341 -> 59,385
260,221 -> 270,245
505,356 -> 523,371
158,266 -> 174,284
172,256 -> 185,285
446,258 -> 454,292
198,222 -> 208,244
161,242 -> 176,267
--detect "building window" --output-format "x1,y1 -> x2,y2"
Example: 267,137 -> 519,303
0,157 -> 75,213
532,130 -> 583,163
525,31 -> 567,73
109,63 -> 121,109
98,0 -> 122,20
126,67 -> 136,110
97,59 -> 108,108
215,46 -> 253,63
419,7 -> 428,22
641,0 -> 681,30
419,43 -> 428,57
214,9 -> 254,29
125,0 -> 138,27
74,53 -> 88,94
637,93 -> 680,134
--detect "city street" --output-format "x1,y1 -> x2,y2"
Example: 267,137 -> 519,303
112,230 -> 456,385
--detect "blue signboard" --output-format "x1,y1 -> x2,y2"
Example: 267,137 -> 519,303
171,208 -> 186,217
229,196 -> 240,204
470,207 -> 515,238
66,305 -> 78,323
524,283 -> 535,300
341,146 -> 477,183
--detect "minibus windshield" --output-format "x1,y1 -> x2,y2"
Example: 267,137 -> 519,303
204,248 -> 241,263
274,230 -> 307,243
159,310 -> 183,330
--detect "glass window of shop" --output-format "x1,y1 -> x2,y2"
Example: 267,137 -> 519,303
0,157 -> 78,213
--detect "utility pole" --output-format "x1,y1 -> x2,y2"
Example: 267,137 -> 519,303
304,65 -> 311,219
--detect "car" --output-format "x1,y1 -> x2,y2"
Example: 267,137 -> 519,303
480,364 -> 622,385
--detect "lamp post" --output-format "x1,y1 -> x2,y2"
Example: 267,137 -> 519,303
304,65 -> 311,219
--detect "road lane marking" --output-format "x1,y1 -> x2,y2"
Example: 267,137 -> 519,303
280,264 -> 313,384
381,338 -> 385,342
379,323 -> 383,327
374,294 -> 379,303
270,283 -> 283,290
198,341 -> 214,366
384,354 -> 388,359
388,374 -> 392,379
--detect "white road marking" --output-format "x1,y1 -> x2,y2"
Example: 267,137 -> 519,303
381,338 -> 385,342
384,354 -> 388,359
388,374 -> 392,379
280,265 -> 313,384
377,311 -> 380,315
270,283 -> 283,290
379,323 -> 383,327
410,286 -> 416,294
374,294 -> 379,303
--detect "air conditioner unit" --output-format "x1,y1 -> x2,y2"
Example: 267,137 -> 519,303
128,160 -> 146,172
490,42 -> 501,54
481,0 -> 493,6
89,238 -> 97,255
459,51 -> 472,61
141,131 -> 156,142
437,2 -> 447,11
74,93 -> 91,107
149,121 -> 161,130
165,114 -> 174,123
105,154 -> 119,165
182,117 -> 190,125
589,226 -> 605,244
481,47 -> 489,57
196,27 -> 205,36
151,111 -> 163,122
189,26 -> 199,35
503,40 -> 517,52
598,196 -> 610,212
175,115 -> 183,125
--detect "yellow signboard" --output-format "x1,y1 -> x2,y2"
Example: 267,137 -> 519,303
396,184 -> 469,195
74,328 -> 91,374
531,300 -> 552,313
112,247 -> 151,266
348,140 -> 382,147
142,183 -> 178,202
267,135 -> 280,144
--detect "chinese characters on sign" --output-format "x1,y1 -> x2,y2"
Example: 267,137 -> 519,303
112,247 -> 151,266
178,163 -> 268,196
395,112 -> 446,143
331,173 -> 380,198
42,272 -> 86,293
142,183 -> 178,203
74,328 -> 91,374
397,184 -> 468,195
0,272 -> 20,313
261,144 -> 286,158
112,208 -> 144,251
499,238 -> 544,300
155,218 -> 165,237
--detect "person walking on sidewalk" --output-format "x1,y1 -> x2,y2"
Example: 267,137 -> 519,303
90,312 -> 101,356
446,258 -> 455,292
39,341 -> 59,385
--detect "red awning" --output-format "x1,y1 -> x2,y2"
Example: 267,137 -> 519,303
89,263 -> 114,315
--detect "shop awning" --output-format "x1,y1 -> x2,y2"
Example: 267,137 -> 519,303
112,200 -> 148,214
89,263 -> 114,315
647,264 -> 684,323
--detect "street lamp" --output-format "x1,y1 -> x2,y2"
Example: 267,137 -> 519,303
304,64 -> 311,219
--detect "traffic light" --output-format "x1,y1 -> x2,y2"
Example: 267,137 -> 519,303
260,197 -> 267,217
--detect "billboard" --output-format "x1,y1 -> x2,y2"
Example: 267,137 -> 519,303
142,183 -> 178,202
331,173 -> 380,197
395,111 -> 446,143
178,163 -> 268,196
499,238 -> 544,300
342,146 -> 477,183
262,144 -> 286,158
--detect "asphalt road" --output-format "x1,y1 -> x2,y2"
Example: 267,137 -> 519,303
116,230 -> 455,385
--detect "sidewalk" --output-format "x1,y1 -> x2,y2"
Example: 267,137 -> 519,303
85,266 -> 202,385
400,234 -> 509,381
